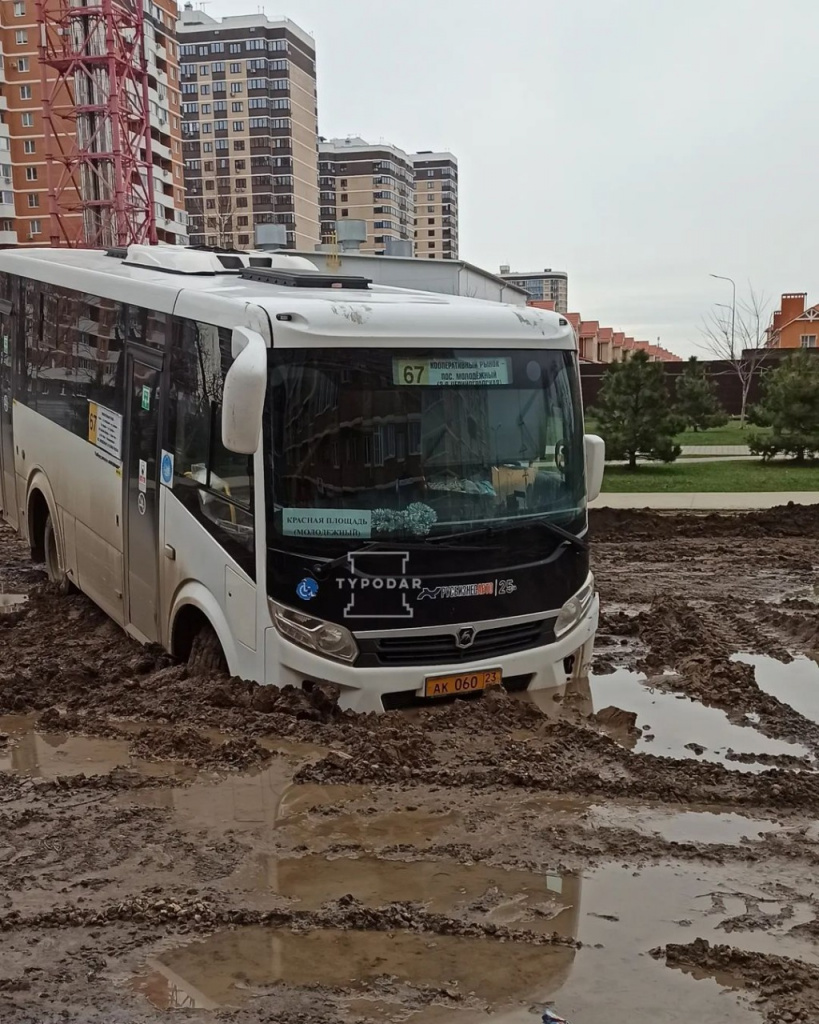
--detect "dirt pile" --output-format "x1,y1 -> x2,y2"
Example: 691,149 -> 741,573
653,937 -> 819,1023
590,504 -> 819,542
130,727 -> 273,771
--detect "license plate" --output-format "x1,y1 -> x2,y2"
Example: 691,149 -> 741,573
424,668 -> 502,699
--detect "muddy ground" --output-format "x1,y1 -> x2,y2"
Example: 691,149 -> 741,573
1,506 -> 819,1023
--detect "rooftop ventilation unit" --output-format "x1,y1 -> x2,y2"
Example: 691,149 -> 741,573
106,243 -> 319,276
238,268 -> 372,289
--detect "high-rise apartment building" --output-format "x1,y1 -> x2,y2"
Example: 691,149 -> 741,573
318,137 -> 414,255
144,0 -> 189,245
498,267 -> 569,313
0,0 -> 186,247
177,8 -> 319,251
410,150 -> 458,260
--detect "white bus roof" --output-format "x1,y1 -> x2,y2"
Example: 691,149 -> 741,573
0,245 -> 575,349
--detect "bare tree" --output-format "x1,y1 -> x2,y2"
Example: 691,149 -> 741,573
205,193 -> 236,250
700,286 -> 772,427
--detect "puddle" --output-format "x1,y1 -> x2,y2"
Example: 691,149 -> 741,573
233,854 -> 581,934
734,654 -> 819,726
0,714 -> 195,781
133,925 -> 577,1012
0,593 -> 26,614
132,861 -> 788,1022
125,761 -> 458,847
586,805 -> 780,845
588,669 -> 811,771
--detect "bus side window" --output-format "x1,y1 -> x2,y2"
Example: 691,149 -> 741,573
167,317 -> 254,576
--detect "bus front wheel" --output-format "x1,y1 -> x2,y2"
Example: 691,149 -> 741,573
188,624 -> 227,675
43,514 -> 70,595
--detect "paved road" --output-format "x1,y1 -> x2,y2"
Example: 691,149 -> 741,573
590,492 -> 819,510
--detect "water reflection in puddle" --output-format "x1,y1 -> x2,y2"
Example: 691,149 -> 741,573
233,854 -> 580,934
0,593 -> 27,614
126,765 -> 458,847
132,861 -> 780,1022
133,925 -> 576,1013
587,670 -> 811,770
734,654 -> 819,726
0,714 -> 195,781
586,806 -> 780,845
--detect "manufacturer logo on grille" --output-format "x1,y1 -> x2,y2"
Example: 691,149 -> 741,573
456,627 -> 477,649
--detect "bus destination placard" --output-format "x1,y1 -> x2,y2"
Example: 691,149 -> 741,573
392,357 -> 511,387
88,401 -> 123,461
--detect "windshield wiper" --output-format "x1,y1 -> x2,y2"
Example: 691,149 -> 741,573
432,516 -> 588,551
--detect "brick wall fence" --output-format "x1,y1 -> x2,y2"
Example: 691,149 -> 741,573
579,350 -> 819,417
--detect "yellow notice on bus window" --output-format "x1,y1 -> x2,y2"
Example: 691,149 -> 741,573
87,400 -> 123,461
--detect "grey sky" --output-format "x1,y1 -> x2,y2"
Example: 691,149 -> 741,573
210,0 -> 819,355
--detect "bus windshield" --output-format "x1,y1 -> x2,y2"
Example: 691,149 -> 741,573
266,347 -> 585,548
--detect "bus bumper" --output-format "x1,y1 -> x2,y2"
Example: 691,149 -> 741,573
264,595 -> 599,715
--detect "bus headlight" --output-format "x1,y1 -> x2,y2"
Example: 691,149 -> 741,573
554,573 -> 595,638
269,601 -> 359,664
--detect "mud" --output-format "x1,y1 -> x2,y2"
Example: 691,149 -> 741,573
2,508 -> 819,1023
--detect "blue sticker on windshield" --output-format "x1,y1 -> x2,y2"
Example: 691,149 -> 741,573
296,578 -> 319,601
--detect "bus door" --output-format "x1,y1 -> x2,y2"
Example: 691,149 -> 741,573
123,349 -> 163,643
0,297 -> 17,528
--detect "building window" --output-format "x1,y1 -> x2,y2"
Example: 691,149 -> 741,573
238,234 -> 249,245
230,62 -> 242,74
25,167 -> 37,181
212,62 -> 225,73
340,179 -> 347,187
428,241 -> 434,248
199,65 -> 209,75
236,197 -> 248,208
211,42 -> 224,53
23,140 -> 35,155
230,82 -> 243,94
17,57 -> 29,72
235,159 -> 246,171
428,217 -> 434,224
229,43 -> 241,53
15,29 -> 27,44
427,205 -> 434,213
237,216 -> 249,227
231,101 -> 243,112
233,140 -> 245,151
232,121 -> 244,131
13,1 -> 25,15
21,113 -> 33,127
27,194 -> 39,208
235,178 -> 247,189
340,193 -> 348,202
801,335 -> 817,348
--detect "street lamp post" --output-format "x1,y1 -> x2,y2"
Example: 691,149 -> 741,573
710,273 -> 737,355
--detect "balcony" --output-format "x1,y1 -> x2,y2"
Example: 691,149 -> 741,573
0,229 -> 17,246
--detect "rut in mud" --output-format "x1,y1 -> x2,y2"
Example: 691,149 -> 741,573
1,506 -> 819,1023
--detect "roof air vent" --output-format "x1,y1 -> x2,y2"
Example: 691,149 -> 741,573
238,268 -> 371,290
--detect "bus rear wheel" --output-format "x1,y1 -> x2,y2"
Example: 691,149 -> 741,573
43,514 -> 70,595
188,624 -> 227,675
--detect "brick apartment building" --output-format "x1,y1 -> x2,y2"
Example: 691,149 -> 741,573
529,302 -> 680,363
318,137 -> 415,255
766,292 -> 819,349
177,7 -> 319,251
0,0 -> 186,247
319,137 -> 460,259
499,267 -> 569,313
410,150 -> 458,259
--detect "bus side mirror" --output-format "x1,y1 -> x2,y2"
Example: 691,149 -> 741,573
221,326 -> 267,455
584,434 -> 605,502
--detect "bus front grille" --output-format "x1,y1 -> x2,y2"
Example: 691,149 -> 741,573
357,618 -> 554,667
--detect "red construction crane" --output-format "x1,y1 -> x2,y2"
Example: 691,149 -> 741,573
36,0 -> 158,248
